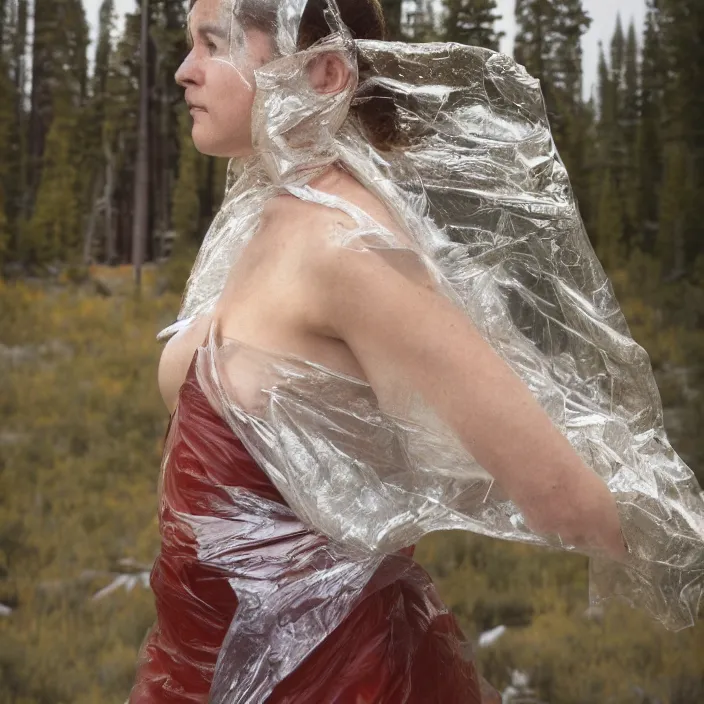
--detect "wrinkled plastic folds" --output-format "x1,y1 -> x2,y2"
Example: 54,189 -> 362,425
135,0 -> 704,700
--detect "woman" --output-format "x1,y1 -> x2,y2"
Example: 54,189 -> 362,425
129,0 -> 704,701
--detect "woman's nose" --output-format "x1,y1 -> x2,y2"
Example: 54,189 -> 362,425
175,52 -> 201,88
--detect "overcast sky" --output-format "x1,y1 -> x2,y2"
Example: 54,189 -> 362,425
85,0 -> 647,101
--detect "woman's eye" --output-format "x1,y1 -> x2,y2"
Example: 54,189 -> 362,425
206,40 -> 218,53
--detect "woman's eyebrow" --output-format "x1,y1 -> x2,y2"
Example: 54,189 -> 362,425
198,23 -> 229,41
186,22 -> 228,48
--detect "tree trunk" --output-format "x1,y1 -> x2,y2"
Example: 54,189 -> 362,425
380,0 -> 403,39
132,0 -> 150,289
83,173 -> 104,265
103,137 -> 116,264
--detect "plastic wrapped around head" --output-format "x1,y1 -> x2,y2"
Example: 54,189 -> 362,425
184,0 -> 358,181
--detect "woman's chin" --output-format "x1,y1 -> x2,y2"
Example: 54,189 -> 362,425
190,126 -> 252,159
191,132 -> 223,158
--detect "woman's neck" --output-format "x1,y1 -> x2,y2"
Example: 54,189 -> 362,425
307,163 -> 349,193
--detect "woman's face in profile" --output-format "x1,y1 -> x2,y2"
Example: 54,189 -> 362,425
175,0 -> 273,158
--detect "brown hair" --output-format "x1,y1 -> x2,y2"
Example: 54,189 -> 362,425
298,0 -> 404,151
189,0 -> 404,151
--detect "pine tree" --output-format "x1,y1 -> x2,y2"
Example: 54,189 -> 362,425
591,12 -> 645,270
94,0 -> 115,107
552,0 -> 591,106
81,0 -> 115,265
0,0 -> 6,42
515,0 -> 592,218
514,0 -> 555,93
442,0 -> 504,51
610,14 -> 625,96
623,23 -> 639,157
25,111 -> 82,264
590,37 -> 626,268
133,0 -> 151,288
553,0 -> 592,219
514,0 -> 590,130
10,0 -> 28,226
657,0 -> 704,277
171,105 -> 203,245
657,141 -> 688,278
596,42 -> 614,132
636,0 -> 663,254
0,0 -> 28,265
151,0 -> 189,259
0,3 -> 12,264
605,17 -> 627,224
595,168 -> 625,270
25,0 -> 89,267
29,0 -> 88,206
0,55 -> 12,265
621,21 -> 640,249
101,9 -> 142,265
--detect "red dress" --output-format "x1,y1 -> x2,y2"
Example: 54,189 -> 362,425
129,351 -> 496,703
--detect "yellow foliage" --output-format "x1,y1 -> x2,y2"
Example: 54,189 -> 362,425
0,279 -> 179,703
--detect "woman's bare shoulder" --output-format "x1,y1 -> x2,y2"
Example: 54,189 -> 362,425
258,191 -> 357,245
258,182 -> 416,256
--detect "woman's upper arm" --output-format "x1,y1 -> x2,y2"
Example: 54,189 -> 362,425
305,231 -> 622,546
310,238 -> 478,412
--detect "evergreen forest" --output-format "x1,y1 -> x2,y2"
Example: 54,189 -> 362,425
1,0 -> 704,702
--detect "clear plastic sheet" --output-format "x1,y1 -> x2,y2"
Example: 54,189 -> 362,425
134,0 -> 704,700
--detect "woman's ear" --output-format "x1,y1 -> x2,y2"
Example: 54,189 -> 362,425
307,53 -> 352,95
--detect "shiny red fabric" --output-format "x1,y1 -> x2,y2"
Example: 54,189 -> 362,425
129,351 -> 495,703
